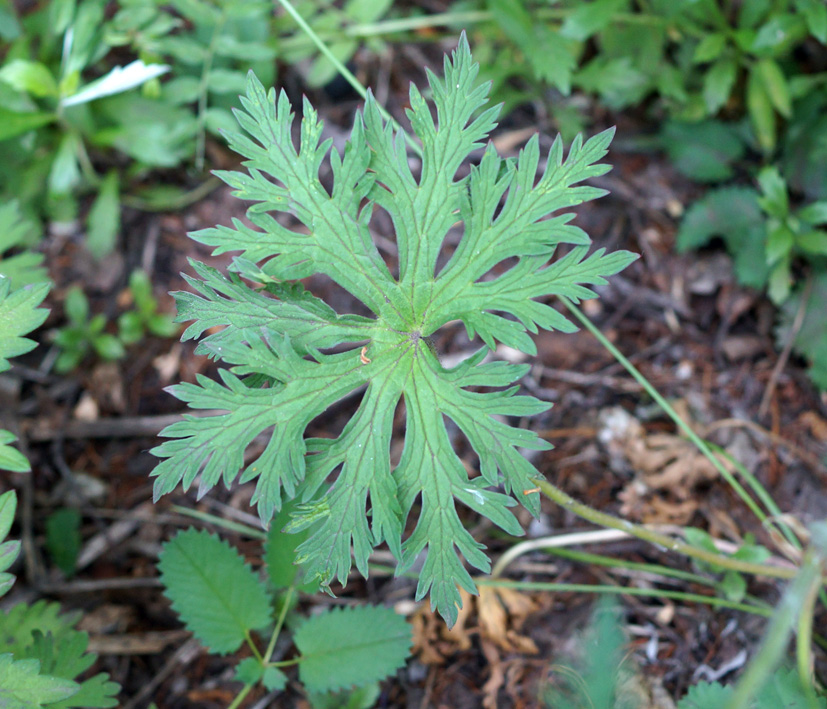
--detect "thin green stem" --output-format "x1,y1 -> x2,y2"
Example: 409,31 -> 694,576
706,441 -> 799,549
229,586 -> 295,708
245,629 -> 264,664
545,547 -> 772,606
559,298 -> 771,530
74,133 -> 100,187
491,528 -> 631,577
172,505 -> 267,540
274,0 -> 422,157
270,657 -> 303,668
729,552 -> 824,708
534,477 -> 796,580
263,585 -> 295,664
476,578 -> 774,617
796,577 -> 819,702
227,683 -> 253,709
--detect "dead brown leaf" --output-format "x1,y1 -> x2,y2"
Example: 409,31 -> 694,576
478,586 -> 539,654
480,638 -> 505,709
410,606 -> 445,665
603,402 -> 737,525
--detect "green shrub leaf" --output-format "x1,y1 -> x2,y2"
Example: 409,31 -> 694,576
662,121 -> 744,182
543,597 -> 626,709
234,657 -> 263,685
20,631 -> 119,708
157,529 -> 272,654
264,502 -> 319,593
676,187 -> 770,289
703,57 -> 738,114
560,0 -> 628,41
797,0 -> 827,42
86,170 -> 120,260
777,274 -> 827,390
747,66 -> 777,152
294,606 -> 411,693
45,508 -> 82,578
262,666 -> 288,691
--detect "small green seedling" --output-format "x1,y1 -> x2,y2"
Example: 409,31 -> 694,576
53,286 -> 125,372
756,167 -> 827,305
677,167 -> 827,390
158,528 -> 412,704
151,35 -> 637,625
541,593 -> 826,709
118,269 -> 178,345
0,490 -> 120,707
0,266 -> 119,706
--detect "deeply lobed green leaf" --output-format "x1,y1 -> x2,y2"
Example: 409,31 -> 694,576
152,34 -> 637,624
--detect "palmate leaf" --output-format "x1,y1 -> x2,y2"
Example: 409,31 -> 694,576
151,34 -> 637,624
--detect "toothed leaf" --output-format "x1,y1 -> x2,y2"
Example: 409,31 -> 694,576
158,529 -> 272,654
294,606 -> 411,693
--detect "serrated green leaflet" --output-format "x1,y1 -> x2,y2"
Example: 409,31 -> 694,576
294,606 -> 411,693
157,529 -> 272,654
151,34 -> 637,624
